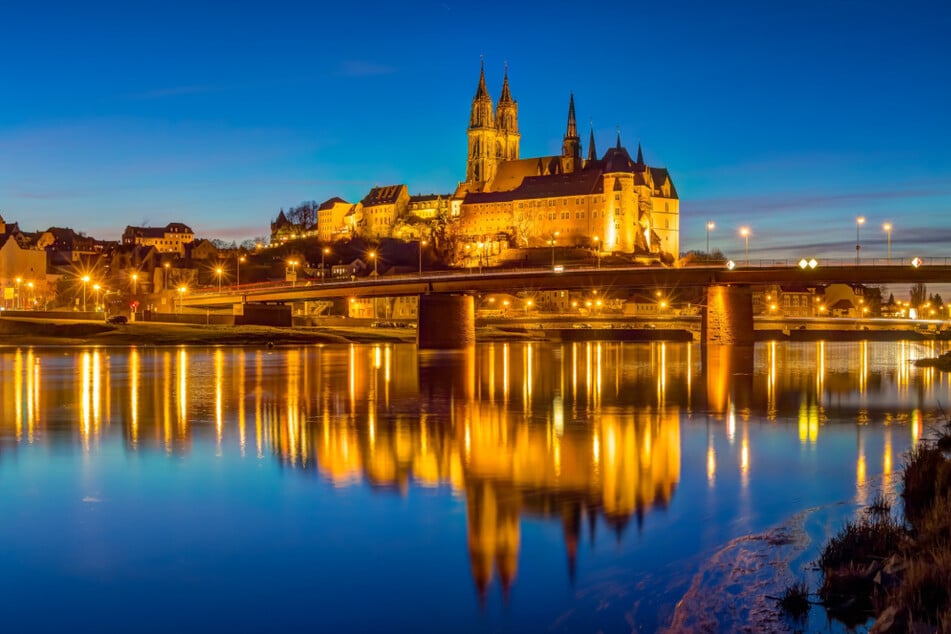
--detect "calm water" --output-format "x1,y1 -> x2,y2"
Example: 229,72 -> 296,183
1,341 -> 948,633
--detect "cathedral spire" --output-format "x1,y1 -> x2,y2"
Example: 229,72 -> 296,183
616,127 -> 622,149
636,142 -> 644,165
475,57 -> 489,100
562,93 -> 580,163
565,93 -> 578,139
499,62 -> 513,104
587,123 -> 597,161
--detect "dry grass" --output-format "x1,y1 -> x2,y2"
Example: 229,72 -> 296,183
777,581 -> 811,619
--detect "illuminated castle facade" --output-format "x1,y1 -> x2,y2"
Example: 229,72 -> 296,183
454,64 -> 680,257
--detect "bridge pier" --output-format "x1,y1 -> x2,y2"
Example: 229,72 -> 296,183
417,294 -> 475,349
702,285 -> 754,346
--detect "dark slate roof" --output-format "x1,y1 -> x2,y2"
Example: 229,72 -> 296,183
409,194 -> 447,203
649,167 -> 679,199
361,185 -> 405,206
601,146 -> 642,174
465,168 -> 604,204
166,222 -> 193,233
318,197 -> 348,210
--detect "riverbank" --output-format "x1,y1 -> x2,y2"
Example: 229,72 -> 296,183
0,317 -> 549,347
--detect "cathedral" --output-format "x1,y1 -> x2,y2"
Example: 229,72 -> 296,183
454,63 -> 680,258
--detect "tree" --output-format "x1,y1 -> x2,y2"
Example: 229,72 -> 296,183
910,283 -> 928,308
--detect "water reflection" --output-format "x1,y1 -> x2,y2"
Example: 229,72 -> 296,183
0,340 -> 947,606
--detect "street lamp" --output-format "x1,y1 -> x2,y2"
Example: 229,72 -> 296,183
368,251 -> 377,275
215,266 -> 223,292
706,220 -> 715,254
93,284 -> 101,312
593,236 -> 601,268
163,262 -> 170,291
14,277 -> 22,310
322,248 -> 330,281
883,222 -> 892,263
477,241 -> 484,273
26,282 -> 34,309
739,227 -> 750,265
287,259 -> 299,285
131,272 -> 138,296
177,286 -> 187,313
237,255 -> 246,288
82,275 -> 90,312
551,231 -> 560,266
418,240 -> 427,275
856,215 -> 866,264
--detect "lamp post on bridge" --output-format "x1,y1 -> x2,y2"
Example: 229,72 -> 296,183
418,240 -> 427,275
82,275 -> 90,312
215,266 -> 223,293
883,222 -> 892,263
236,254 -> 246,288
856,215 -> 866,264
706,220 -> 715,254
593,236 -> 601,269
739,227 -> 750,266
550,231 -> 560,266
322,248 -> 330,282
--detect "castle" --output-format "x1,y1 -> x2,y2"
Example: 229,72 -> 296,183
273,63 -> 680,259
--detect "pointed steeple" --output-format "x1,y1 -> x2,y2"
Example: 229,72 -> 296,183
498,62 -> 513,104
616,127 -> 621,149
475,57 -> 489,100
562,93 -> 580,163
565,93 -> 578,139
636,142 -> 644,165
587,123 -> 597,161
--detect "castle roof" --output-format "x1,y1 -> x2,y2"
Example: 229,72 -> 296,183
465,168 -> 604,204
361,185 -> 405,206
318,197 -> 348,210
487,156 -> 564,193
649,167 -> 678,199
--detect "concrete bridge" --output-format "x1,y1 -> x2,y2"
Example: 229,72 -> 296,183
179,263 -> 951,348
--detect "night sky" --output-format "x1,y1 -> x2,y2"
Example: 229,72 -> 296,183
2,0 -> 949,262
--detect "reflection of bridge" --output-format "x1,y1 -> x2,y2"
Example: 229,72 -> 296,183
180,264 -> 951,347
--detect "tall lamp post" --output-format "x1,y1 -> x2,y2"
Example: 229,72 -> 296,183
739,227 -> 750,266
27,282 -> 34,309
368,251 -> 377,276
163,262 -> 170,291
418,240 -> 427,275
883,222 -> 892,263
131,272 -> 138,296
236,255 -> 246,288
14,277 -> 21,310
706,220 -> 715,254
82,275 -> 90,312
93,284 -> 101,312
856,215 -> 866,264
215,266 -> 223,292
321,248 -> 330,281
550,231 -> 560,266
177,286 -> 187,313
593,236 -> 601,269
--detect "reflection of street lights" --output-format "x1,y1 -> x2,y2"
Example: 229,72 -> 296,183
215,266 -> 223,292
739,227 -> 750,265
706,220 -> 715,254
82,275 -> 90,311
856,215 -> 866,264
882,222 -> 892,263
418,240 -> 427,275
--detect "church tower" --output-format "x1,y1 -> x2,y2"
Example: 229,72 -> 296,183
466,61 -> 497,185
495,64 -> 520,162
561,93 -> 581,173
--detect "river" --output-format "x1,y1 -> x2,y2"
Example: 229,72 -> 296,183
0,340 -> 947,633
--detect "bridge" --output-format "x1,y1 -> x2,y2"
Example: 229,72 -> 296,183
179,263 -> 951,348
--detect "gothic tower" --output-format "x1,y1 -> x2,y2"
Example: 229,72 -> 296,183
561,93 -> 581,173
495,65 -> 520,162
466,61 -> 497,185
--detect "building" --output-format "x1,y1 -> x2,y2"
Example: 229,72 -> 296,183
453,64 -> 679,258
0,215 -> 48,309
122,223 -> 195,255
317,197 -> 353,243
354,185 -> 410,239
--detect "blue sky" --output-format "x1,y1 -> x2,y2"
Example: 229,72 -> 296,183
2,0 -> 949,262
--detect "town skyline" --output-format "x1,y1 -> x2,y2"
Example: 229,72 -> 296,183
2,1 -> 950,262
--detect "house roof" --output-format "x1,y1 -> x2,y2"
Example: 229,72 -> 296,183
318,197 -> 348,211
361,185 -> 405,206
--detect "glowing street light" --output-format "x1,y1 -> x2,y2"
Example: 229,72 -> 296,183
706,220 -> 715,254
287,259 -> 299,285
130,272 -> 138,296
215,266 -> 224,292
82,275 -> 90,312
321,248 -> 330,281
593,236 -> 601,269
418,240 -> 427,275
368,251 -> 377,276
163,261 -> 171,291
177,286 -> 187,313
739,227 -> 750,265
93,283 -> 101,312
856,215 -> 866,264
236,254 -> 246,287
26,282 -> 34,309
882,222 -> 892,263
550,231 -> 560,266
